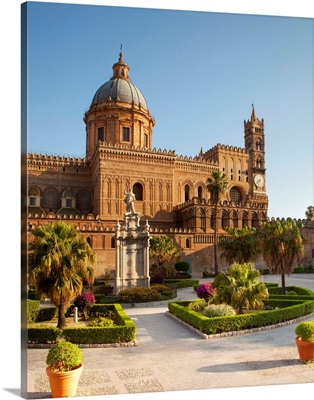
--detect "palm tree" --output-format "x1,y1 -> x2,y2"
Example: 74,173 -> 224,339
260,219 -> 304,294
213,262 -> 269,314
206,171 -> 228,274
149,235 -> 181,278
28,221 -> 96,328
219,226 -> 261,265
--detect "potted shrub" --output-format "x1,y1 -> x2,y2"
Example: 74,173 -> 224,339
295,321 -> 314,363
46,340 -> 84,398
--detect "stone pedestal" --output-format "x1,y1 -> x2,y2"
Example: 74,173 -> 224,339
114,212 -> 150,293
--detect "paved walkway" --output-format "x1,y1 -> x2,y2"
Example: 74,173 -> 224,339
27,274 -> 314,398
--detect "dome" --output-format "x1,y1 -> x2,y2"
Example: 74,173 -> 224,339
91,78 -> 148,110
90,51 -> 148,110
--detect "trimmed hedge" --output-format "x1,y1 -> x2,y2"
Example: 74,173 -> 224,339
28,304 -> 136,345
28,326 -> 61,344
163,279 -> 199,289
168,295 -> 314,335
27,300 -> 40,323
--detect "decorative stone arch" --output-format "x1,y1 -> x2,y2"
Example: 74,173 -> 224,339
132,181 -> 144,201
28,186 -> 42,207
242,210 -> 249,228
252,211 -> 259,228
42,186 -> 60,211
232,210 -> 239,228
221,209 -> 230,230
182,180 -> 194,202
76,189 -> 91,212
195,181 -> 207,201
60,188 -> 76,209
229,186 -> 243,205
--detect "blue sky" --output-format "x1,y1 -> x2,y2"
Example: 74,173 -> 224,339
25,2 -> 313,221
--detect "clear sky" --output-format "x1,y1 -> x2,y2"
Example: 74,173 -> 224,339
0,2 -> 313,400
24,1 -> 313,221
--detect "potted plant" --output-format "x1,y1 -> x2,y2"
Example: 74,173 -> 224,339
295,320 -> 314,363
46,340 -> 84,398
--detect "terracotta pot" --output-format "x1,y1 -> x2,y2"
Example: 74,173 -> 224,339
46,364 -> 83,398
295,337 -> 314,362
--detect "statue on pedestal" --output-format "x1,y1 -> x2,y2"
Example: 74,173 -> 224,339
124,190 -> 136,214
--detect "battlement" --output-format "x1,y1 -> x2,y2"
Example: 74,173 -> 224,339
27,153 -> 89,170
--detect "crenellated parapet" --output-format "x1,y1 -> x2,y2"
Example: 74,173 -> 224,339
28,153 -> 89,171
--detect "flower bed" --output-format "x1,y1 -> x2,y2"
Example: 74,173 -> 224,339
27,304 -> 136,345
168,286 -> 314,336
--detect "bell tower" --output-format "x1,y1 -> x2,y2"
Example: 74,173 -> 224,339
244,105 -> 267,195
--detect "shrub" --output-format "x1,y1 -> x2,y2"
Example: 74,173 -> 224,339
294,266 -> 305,273
28,326 -> 61,344
92,284 -> 114,295
175,261 -> 190,273
295,321 -> 314,342
27,300 -> 40,323
196,283 -> 216,302
46,340 -> 83,372
188,299 -> 207,312
88,317 -> 115,327
73,292 -> 96,320
119,287 -> 163,303
203,304 -> 237,318
151,274 -> 164,284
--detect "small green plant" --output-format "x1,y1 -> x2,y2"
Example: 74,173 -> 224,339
203,303 -> 237,318
295,321 -> 314,342
46,340 -> 83,372
188,299 -> 207,312
88,317 -> 115,327
175,261 -> 190,273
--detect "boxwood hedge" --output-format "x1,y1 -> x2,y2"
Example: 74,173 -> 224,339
28,304 -> 136,345
168,288 -> 314,336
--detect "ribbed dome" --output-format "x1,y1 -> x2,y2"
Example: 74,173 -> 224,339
91,51 -> 148,110
91,78 -> 148,110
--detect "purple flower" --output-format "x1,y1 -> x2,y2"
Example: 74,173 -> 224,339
196,283 -> 216,301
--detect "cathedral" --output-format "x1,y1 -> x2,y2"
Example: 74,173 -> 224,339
27,51 -> 269,277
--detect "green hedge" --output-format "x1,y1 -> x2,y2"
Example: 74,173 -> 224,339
164,279 -> 199,289
28,326 -> 61,343
36,307 -> 58,322
28,304 -> 136,345
168,297 -> 314,335
268,286 -> 314,296
27,300 -> 40,323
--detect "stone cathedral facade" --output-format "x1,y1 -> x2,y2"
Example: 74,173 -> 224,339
27,51 -> 270,277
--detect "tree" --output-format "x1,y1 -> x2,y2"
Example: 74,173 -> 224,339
213,262 -> 269,314
305,206 -> 314,221
219,226 -> 261,265
28,221 -> 96,328
149,236 -> 181,278
260,219 -> 304,294
206,171 -> 228,274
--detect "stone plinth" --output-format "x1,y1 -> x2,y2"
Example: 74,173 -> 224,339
114,212 -> 150,293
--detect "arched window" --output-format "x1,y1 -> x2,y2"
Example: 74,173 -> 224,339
222,210 -> 230,230
230,187 -> 242,204
186,238 -> 190,248
198,186 -> 203,200
111,237 -> 116,248
133,182 -> 143,201
184,184 -> 190,202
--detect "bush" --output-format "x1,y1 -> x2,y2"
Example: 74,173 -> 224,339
46,340 -> 83,372
295,321 -> 314,341
203,304 -> 237,318
174,261 -> 190,273
88,317 -> 115,327
119,287 -> 164,303
28,326 -> 61,344
196,283 -> 216,302
92,285 -> 114,295
151,274 -> 164,284
27,300 -> 40,323
188,299 -> 207,312
36,307 -> 57,322
73,292 -> 96,319
294,266 -> 305,273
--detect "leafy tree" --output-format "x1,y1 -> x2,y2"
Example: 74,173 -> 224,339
260,219 -> 304,294
213,262 -> 269,314
149,235 -> 181,278
219,226 -> 261,264
28,221 -> 96,328
206,171 -> 228,274
305,206 -> 314,221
